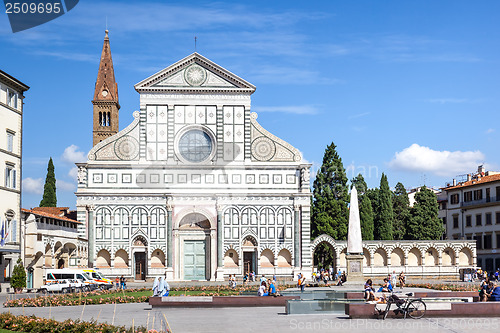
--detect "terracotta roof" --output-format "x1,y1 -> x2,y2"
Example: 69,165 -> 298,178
22,208 -> 82,224
444,173 -> 500,191
32,207 -> 69,216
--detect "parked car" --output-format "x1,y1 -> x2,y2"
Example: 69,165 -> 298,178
38,279 -> 85,294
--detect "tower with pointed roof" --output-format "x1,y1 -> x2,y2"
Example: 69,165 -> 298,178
92,30 -> 120,147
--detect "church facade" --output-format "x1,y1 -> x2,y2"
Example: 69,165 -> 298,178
76,32 -> 312,281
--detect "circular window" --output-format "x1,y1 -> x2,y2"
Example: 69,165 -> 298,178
178,129 -> 214,163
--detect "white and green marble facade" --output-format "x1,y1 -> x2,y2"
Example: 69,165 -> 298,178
76,53 -> 312,281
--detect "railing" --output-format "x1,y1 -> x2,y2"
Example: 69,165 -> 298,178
461,196 -> 499,207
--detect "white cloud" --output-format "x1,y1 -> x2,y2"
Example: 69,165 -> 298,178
486,128 -> 495,134
68,167 -> 78,180
22,177 -> 43,195
61,145 -> 86,164
56,179 -> 76,192
389,144 -> 485,177
253,105 -> 319,115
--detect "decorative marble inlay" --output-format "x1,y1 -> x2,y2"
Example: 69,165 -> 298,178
122,174 -> 132,183
114,136 -> 139,160
184,64 -> 207,86
246,174 -> 255,184
93,173 -> 103,183
259,174 -> 269,184
252,137 -> 276,161
108,174 -> 117,183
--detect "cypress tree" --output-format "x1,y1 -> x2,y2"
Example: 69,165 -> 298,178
407,186 -> 444,240
351,173 -> 367,195
359,194 -> 374,240
39,157 -> 57,207
311,142 -> 349,240
375,173 -> 393,240
351,174 -> 374,240
392,182 -> 410,240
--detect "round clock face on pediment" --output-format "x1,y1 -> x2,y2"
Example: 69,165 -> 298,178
177,128 -> 214,163
101,90 -> 108,97
184,64 -> 207,86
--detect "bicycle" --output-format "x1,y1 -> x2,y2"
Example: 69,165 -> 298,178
380,292 -> 426,319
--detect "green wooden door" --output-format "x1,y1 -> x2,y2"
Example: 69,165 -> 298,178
184,240 -> 206,280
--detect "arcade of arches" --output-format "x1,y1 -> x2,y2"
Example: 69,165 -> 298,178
311,234 -> 476,278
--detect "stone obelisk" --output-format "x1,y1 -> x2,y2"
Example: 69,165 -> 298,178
345,186 -> 364,282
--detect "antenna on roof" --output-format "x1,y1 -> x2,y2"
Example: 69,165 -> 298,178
194,36 -> 197,52
106,16 -> 108,31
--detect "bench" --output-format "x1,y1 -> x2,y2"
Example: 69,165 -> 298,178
149,295 -> 298,308
346,300 -> 500,318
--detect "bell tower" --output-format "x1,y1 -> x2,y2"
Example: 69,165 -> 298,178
92,30 -> 120,147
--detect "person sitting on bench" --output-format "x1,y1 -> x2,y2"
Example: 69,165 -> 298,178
378,278 -> 393,292
489,281 -> 500,301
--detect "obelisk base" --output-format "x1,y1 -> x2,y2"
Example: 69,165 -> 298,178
345,254 -> 365,283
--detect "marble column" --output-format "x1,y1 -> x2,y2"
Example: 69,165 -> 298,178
215,203 -> 224,281
217,205 -> 223,267
166,205 -> 173,268
87,206 -> 95,268
293,204 -> 300,268
165,200 -> 174,280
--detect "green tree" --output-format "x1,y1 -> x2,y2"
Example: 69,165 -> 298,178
374,173 -> 393,240
311,142 -> 349,240
359,194 -> 374,240
392,182 -> 410,240
407,186 -> 444,240
10,258 -> 26,292
366,188 -> 380,219
351,173 -> 367,195
351,174 -> 374,240
39,157 -> 57,207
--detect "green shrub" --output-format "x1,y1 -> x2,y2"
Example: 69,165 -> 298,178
10,258 -> 26,292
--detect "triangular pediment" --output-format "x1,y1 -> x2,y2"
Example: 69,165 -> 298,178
134,53 -> 256,93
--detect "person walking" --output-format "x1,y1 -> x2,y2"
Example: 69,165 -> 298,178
298,273 -> 306,292
120,275 -> 126,290
398,271 -> 406,289
390,271 -> 397,288
115,276 -> 120,290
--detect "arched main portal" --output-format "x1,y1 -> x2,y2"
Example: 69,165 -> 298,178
178,212 -> 212,281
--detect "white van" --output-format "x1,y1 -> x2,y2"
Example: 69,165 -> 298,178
44,269 -> 98,292
38,279 -> 85,294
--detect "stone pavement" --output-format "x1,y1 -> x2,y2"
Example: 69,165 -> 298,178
3,301 -> 500,333
0,284 -> 497,333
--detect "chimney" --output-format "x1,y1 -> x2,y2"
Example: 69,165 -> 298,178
467,174 -> 471,181
478,165 -> 485,175
452,179 -> 456,186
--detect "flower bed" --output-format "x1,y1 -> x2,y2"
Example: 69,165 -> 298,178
3,284 -> 299,308
406,283 -> 479,292
0,312 -> 165,333
3,288 -> 151,308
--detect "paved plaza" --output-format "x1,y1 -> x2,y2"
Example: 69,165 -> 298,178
1,287 -> 499,333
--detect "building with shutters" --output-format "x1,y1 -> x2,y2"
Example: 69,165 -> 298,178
0,70 -> 28,284
441,165 -> 500,272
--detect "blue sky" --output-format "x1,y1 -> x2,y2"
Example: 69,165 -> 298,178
1,1 -> 499,209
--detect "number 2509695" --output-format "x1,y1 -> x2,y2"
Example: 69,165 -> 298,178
5,2 -> 62,14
